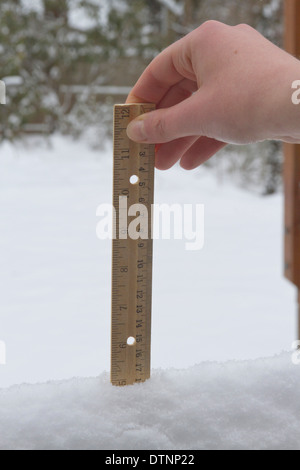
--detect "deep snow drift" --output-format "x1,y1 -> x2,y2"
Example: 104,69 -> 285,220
0,353 -> 299,450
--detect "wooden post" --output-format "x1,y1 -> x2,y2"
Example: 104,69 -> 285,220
284,0 -> 300,341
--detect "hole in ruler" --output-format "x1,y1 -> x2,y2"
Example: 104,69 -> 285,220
127,336 -> 136,346
130,175 -> 139,185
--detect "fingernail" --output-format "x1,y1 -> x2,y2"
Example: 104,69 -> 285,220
127,118 -> 147,142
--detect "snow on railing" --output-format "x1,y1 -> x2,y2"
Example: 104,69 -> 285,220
60,85 -> 132,95
2,76 -> 24,87
0,80 -> 6,104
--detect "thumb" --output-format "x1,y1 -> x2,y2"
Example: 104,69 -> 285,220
126,92 -> 207,144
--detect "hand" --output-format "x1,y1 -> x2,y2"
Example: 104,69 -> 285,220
126,21 -> 300,170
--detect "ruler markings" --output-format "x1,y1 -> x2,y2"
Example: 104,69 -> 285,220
111,103 -> 155,386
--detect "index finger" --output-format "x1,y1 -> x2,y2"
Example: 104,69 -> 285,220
126,33 -> 196,105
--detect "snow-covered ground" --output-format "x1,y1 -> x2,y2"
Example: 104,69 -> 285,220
0,353 -> 299,450
0,135 -> 298,449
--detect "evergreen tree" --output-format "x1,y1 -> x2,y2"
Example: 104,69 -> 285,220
0,0 -> 165,140
0,0 -> 285,193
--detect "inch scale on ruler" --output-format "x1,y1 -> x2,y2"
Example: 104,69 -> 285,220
111,103 -> 155,386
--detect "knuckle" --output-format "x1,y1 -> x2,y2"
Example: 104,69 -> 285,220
151,114 -> 167,141
236,23 -> 253,31
199,20 -> 223,35
192,21 -> 225,50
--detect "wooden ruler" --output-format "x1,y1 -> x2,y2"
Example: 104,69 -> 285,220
111,103 -> 155,386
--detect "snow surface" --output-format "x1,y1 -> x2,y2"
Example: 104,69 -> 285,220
0,135 -> 296,389
0,134 -> 298,449
0,353 -> 299,450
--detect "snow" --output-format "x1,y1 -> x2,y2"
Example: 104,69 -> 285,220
157,0 -> 184,17
0,353 -> 299,450
0,135 -> 296,389
68,0 -> 99,31
0,134 -> 298,449
60,85 -> 132,95
263,0 -> 281,19
1,76 -> 23,87
20,0 -> 43,13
